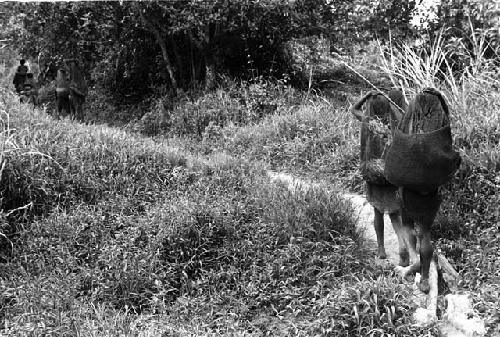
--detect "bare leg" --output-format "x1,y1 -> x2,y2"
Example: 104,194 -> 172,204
373,208 -> 386,259
397,210 -> 419,281
76,97 -> 85,122
401,211 -> 418,265
69,94 -> 76,120
417,222 -> 433,294
389,212 -> 409,266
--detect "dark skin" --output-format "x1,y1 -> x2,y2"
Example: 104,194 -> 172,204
373,208 -> 410,266
373,208 -> 386,259
396,89 -> 449,294
353,89 -> 445,294
349,90 -> 378,122
419,222 -> 434,292
399,211 -> 435,293
65,60 -> 87,122
349,90 -> 404,124
350,90 -> 410,267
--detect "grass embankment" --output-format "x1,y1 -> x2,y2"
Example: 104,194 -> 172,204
206,97 -> 363,193
136,37 -> 500,334
0,89 -> 439,336
134,80 -> 364,193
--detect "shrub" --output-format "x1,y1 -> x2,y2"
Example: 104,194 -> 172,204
135,78 -> 299,138
213,98 -> 362,190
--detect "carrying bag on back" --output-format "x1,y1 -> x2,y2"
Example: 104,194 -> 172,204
360,121 -> 391,184
359,95 -> 393,185
384,89 -> 461,192
385,125 -> 461,192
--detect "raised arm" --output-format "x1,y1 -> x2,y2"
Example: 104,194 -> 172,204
349,90 -> 381,122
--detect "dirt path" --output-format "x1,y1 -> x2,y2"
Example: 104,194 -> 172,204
267,170 -> 486,336
267,171 -> 401,266
343,193 -> 401,266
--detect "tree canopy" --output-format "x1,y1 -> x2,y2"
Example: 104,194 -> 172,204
1,0 -> 497,101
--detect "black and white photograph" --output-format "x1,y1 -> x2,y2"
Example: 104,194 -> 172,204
0,0 -> 498,335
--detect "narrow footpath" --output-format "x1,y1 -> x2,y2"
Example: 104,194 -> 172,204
267,170 -> 486,336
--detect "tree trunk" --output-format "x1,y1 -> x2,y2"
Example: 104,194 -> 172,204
168,35 -> 184,88
137,7 -> 178,95
155,32 -> 178,94
189,33 -> 196,87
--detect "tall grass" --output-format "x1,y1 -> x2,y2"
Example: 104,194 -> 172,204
206,96 -> 362,191
136,78 -> 300,138
2,88 -> 430,336
379,32 -> 448,93
378,29 -> 500,335
378,28 -> 499,209
379,29 -> 500,148
6,37 -> 495,333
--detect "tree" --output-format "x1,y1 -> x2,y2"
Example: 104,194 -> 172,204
7,0 -> 481,102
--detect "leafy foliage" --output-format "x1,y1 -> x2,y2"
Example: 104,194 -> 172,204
1,1 -> 499,335
3,0 -> 422,100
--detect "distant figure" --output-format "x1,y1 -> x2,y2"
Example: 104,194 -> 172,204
349,89 -> 409,266
19,73 -> 38,106
66,59 -> 88,122
23,73 -> 35,91
13,59 -> 29,93
43,62 -> 58,83
55,68 -> 71,118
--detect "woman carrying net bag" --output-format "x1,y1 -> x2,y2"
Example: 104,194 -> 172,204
384,88 -> 461,293
349,89 -> 410,266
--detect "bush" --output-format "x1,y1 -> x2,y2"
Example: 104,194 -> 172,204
210,98 -> 362,190
135,78 -> 299,138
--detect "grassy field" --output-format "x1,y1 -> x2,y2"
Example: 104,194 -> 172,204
0,90 -> 442,336
1,39 -> 499,336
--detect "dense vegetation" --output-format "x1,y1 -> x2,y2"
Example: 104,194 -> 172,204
0,0 -> 499,336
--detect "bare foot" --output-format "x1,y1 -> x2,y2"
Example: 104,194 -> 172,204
377,246 -> 387,259
395,264 -> 419,283
413,308 -> 436,326
395,265 -> 411,279
399,250 -> 409,267
406,262 -> 420,280
418,278 -> 430,294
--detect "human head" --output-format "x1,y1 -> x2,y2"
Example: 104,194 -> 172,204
366,94 -> 392,124
56,68 -> 67,81
388,90 -> 407,112
20,59 -> 26,65
66,59 -> 84,85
